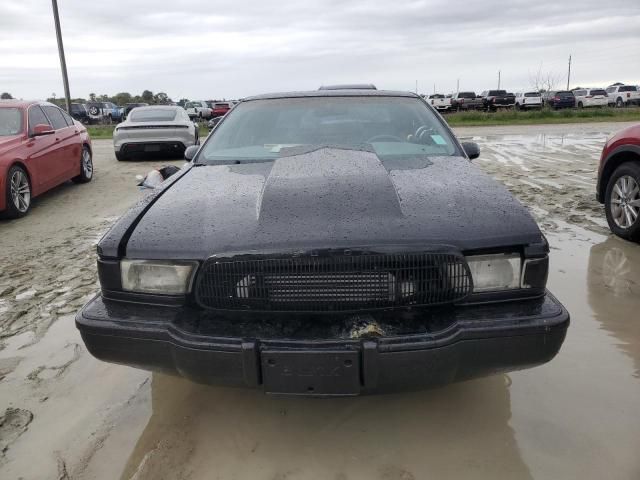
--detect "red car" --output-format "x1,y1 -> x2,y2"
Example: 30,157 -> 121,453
212,102 -> 232,117
597,123 -> 640,241
0,100 -> 93,219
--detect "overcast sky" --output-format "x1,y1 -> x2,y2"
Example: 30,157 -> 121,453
2,0 -> 639,100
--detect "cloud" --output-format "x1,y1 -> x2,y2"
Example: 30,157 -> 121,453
2,0 -> 639,100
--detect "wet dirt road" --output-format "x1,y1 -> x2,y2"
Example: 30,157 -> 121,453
1,123 -> 640,479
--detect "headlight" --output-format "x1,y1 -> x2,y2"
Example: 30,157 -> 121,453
466,254 -> 521,292
121,260 -> 198,295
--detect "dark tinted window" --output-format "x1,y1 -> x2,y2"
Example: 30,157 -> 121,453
488,90 -> 507,96
428,94 -> 444,99
556,91 -> 574,97
524,92 -> 539,97
28,105 -> 50,132
71,104 -> 85,113
42,106 -> 68,130
606,87 -> 616,93
129,108 -> 177,122
619,86 -> 637,92
590,89 -> 607,96
574,90 -> 587,96
458,92 -> 476,98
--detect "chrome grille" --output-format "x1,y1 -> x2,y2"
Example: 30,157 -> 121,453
195,252 -> 472,312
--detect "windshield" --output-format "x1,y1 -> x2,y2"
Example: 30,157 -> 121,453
129,109 -> 177,122
197,96 -> 458,164
458,92 -> 476,98
0,108 -> 23,136
524,92 -> 539,97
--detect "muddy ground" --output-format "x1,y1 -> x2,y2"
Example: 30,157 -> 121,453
1,122 -> 639,479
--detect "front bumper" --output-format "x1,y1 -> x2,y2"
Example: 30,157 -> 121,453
76,292 -> 569,396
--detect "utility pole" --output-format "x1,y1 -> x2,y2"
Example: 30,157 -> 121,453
51,0 -> 71,114
433,83 -> 435,94
567,55 -> 572,90
456,78 -> 460,94
415,80 -> 418,94
498,70 -> 501,89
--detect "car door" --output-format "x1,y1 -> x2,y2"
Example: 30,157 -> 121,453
59,109 -> 83,178
41,105 -> 78,183
23,105 -> 62,194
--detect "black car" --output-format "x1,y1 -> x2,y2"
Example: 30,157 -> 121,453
545,91 -> 576,109
480,90 -> 515,111
70,102 -> 90,124
76,87 -> 569,396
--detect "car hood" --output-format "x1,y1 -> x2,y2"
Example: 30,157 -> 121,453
0,135 -> 24,158
125,147 -> 543,259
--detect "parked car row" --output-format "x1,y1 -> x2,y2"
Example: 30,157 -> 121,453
184,100 -> 235,119
425,83 -> 640,112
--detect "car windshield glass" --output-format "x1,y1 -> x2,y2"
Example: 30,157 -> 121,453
619,86 -> 637,92
590,90 -> 607,95
197,96 -> 458,164
0,108 -> 23,136
129,109 -> 177,122
557,91 -> 574,97
524,92 -> 539,97
488,90 -> 506,96
458,92 -> 475,98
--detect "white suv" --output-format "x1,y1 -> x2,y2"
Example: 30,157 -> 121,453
514,92 -> 542,109
605,85 -> 640,107
573,88 -> 608,108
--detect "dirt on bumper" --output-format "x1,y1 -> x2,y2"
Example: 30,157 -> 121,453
76,292 -> 569,396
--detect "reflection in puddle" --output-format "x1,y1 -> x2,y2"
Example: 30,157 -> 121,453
120,374 -> 531,480
588,236 -> 640,378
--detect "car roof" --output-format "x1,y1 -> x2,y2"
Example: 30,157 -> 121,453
244,89 -> 420,101
0,99 -> 41,108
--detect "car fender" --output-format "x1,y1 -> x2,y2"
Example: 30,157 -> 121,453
597,144 -> 640,202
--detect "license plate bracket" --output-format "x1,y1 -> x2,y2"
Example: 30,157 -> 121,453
261,350 -> 361,396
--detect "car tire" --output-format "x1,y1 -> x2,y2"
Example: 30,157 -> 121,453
72,146 -> 93,183
616,98 -> 624,108
578,102 -> 583,108
115,151 -> 128,162
2,165 -> 31,219
604,162 -> 640,242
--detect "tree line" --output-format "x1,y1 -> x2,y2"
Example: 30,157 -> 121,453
46,90 -> 189,107
1,90 -> 191,107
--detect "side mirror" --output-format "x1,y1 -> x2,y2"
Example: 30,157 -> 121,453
461,141 -> 480,160
184,145 -> 199,161
32,124 -> 55,136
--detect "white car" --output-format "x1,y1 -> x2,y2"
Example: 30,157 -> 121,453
573,88 -> 608,108
113,106 -> 199,161
185,101 -> 213,119
605,85 -> 640,107
514,91 -> 542,109
427,94 -> 451,111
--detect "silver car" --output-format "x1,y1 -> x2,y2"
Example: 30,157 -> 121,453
113,106 -> 199,161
